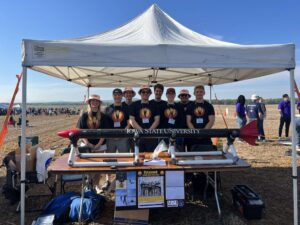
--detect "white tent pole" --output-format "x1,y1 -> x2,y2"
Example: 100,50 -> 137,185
289,69 -> 298,225
209,85 -> 212,103
20,67 -> 27,225
87,86 -> 90,97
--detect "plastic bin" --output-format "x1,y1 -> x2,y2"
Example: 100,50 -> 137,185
231,185 -> 264,220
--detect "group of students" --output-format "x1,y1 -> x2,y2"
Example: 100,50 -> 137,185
77,84 -> 216,153
236,93 -> 297,142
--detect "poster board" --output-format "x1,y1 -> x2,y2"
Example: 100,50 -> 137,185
115,170 -> 185,210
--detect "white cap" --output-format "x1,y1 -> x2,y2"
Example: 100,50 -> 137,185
251,94 -> 259,100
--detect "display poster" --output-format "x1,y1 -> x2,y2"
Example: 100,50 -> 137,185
165,170 -> 185,207
115,171 -> 137,209
138,170 -> 165,208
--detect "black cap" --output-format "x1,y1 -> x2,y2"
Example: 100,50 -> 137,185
113,88 -> 123,95
283,94 -> 289,98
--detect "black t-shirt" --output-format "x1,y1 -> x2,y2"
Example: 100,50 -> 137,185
129,100 -> 159,129
186,101 -> 215,129
160,102 -> 183,129
105,104 -> 129,129
150,99 -> 167,128
122,101 -> 132,114
77,111 -> 109,145
179,101 -> 192,128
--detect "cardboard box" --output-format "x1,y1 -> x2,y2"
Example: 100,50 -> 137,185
15,145 -> 38,172
114,209 -> 149,225
15,143 -> 32,155
15,154 -> 35,172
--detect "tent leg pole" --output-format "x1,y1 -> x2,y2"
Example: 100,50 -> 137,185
209,85 -> 212,103
87,86 -> 90,97
20,67 -> 27,225
289,69 -> 298,225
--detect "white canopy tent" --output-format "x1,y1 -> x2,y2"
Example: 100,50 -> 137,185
20,4 -> 297,225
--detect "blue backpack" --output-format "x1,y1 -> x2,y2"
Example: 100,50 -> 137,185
69,190 -> 106,222
40,192 -> 80,222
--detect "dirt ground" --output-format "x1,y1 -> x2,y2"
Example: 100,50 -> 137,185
0,105 -> 298,225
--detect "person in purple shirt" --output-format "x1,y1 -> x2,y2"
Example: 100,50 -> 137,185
297,101 -> 300,114
236,95 -> 247,128
278,94 -> 291,139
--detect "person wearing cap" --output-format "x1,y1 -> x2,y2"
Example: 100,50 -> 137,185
160,88 -> 183,144
278,94 -> 291,140
150,83 -> 167,128
105,88 -> 131,152
246,94 -> 263,141
77,94 -> 109,151
186,85 -> 215,151
177,89 -> 192,151
129,84 -> 160,152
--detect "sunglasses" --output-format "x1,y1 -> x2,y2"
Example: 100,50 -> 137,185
141,91 -> 150,94
180,94 -> 189,97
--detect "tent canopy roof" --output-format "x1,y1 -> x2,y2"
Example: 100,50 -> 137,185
22,4 -> 295,87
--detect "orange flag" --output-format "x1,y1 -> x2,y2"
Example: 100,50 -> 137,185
0,74 -> 23,148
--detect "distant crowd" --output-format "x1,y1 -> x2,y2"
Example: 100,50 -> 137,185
26,107 -> 80,116
1,107 -> 80,116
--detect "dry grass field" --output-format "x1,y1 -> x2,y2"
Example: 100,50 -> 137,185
0,105 -> 298,225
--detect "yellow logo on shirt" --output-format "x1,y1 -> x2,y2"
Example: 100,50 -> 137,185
194,107 -> 205,117
140,108 -> 152,119
164,108 -> 177,119
112,110 -> 125,122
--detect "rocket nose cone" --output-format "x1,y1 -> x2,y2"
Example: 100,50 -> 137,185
57,129 -> 79,138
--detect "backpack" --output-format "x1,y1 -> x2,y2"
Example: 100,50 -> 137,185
40,192 -> 80,223
69,190 -> 106,222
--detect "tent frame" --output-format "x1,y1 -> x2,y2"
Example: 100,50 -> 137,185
21,67 -> 298,225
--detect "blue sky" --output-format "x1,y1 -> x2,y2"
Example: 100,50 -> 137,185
0,0 -> 299,102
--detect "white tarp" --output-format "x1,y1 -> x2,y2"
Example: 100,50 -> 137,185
22,4 -> 295,87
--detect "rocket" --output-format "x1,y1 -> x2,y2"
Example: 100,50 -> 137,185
58,120 -> 258,146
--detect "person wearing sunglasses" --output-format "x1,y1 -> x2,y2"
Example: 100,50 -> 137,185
129,84 -> 160,152
177,89 -> 192,151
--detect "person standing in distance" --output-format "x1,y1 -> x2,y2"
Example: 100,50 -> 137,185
278,94 -> 291,140
236,95 -> 247,128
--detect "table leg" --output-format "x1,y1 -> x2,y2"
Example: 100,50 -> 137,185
78,175 -> 85,223
206,172 -> 222,216
213,171 -> 221,216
